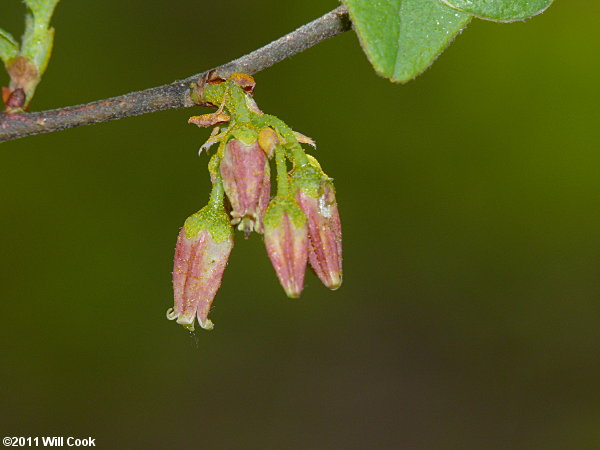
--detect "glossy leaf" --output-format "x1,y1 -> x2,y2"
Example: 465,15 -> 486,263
342,0 -> 472,83
440,0 -> 553,22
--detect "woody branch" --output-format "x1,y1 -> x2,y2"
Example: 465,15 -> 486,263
0,6 -> 350,143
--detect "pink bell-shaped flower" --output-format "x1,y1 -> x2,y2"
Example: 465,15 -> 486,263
220,137 -> 271,236
168,185 -> 234,330
296,179 -> 342,290
263,197 -> 308,298
292,157 -> 342,290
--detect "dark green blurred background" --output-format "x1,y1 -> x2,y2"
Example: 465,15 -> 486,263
1,1 -> 599,448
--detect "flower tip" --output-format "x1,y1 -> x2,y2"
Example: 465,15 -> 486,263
166,308 -> 177,320
199,319 -> 215,331
238,218 -> 253,239
326,274 -> 342,291
283,282 -> 304,299
175,316 -> 195,331
166,308 -> 197,331
182,322 -> 195,332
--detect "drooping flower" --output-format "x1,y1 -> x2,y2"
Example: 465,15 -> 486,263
263,197 -> 308,298
172,72 -> 345,332
296,181 -> 342,290
168,184 -> 234,330
220,135 -> 271,236
293,158 -> 342,290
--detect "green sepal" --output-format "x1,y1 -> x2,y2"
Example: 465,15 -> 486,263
184,203 -> 233,243
263,197 -> 307,230
291,157 -> 328,199
184,163 -> 233,243
231,127 -> 258,145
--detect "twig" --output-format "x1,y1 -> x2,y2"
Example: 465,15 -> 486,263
0,6 -> 350,143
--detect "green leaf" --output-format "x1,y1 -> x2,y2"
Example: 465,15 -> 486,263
342,0 -> 472,83
0,28 -> 19,63
3,0 -> 60,109
23,0 -> 60,23
439,0 -> 553,22
21,0 -> 59,76
21,12 -> 55,74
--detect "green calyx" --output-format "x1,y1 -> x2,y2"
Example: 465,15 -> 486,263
184,163 -> 232,243
291,158 -> 328,199
189,74 -> 324,235
184,203 -> 232,243
192,77 -> 311,168
231,127 -> 258,145
264,196 -> 307,230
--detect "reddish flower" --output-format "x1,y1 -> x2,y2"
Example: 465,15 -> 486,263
263,197 -> 308,298
220,138 -> 271,236
168,207 -> 233,330
296,180 -> 342,290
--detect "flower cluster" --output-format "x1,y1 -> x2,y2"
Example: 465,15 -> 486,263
167,72 -> 342,330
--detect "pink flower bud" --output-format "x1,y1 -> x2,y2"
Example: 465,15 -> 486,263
296,180 -> 342,290
169,209 -> 233,330
263,198 -> 308,298
220,138 -> 271,236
